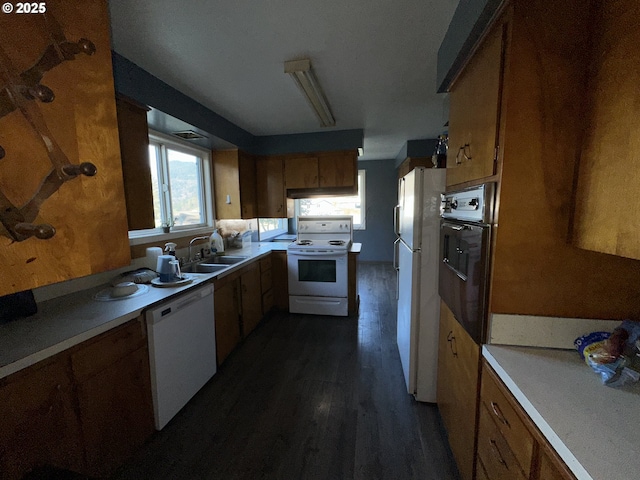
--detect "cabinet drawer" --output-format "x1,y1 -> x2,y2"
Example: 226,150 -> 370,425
481,362 -> 534,476
477,401 -> 527,480
71,319 -> 147,382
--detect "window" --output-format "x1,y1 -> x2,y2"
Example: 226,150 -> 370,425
258,218 -> 288,240
130,130 -> 213,241
297,170 -> 366,229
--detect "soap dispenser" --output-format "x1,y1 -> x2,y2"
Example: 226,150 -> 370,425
210,229 -> 224,254
164,242 -> 177,257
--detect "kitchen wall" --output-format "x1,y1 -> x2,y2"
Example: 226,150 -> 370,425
354,160 -> 397,263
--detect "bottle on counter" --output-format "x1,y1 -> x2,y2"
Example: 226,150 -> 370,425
164,242 -> 177,256
210,229 -> 224,254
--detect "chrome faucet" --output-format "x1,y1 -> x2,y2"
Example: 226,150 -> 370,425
188,235 -> 210,263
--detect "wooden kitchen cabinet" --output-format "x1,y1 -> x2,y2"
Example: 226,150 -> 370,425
446,18 -> 505,187
478,361 -> 576,480
116,96 -> 154,231
283,150 -> 358,193
241,261 -> 263,337
572,0 -> 640,261
436,301 -> 480,480
260,256 -> 274,314
0,354 -> 84,479
213,149 -> 257,219
284,155 -> 319,189
70,318 -> 154,477
214,276 -> 242,365
271,250 -> 289,310
256,155 -> 294,218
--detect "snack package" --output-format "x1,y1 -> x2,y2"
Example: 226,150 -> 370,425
574,320 -> 640,388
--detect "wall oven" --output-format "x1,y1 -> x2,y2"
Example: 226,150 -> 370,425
439,183 -> 495,344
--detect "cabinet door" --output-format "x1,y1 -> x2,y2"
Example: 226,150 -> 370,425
0,356 -> 84,479
572,0 -> 640,260
436,301 -> 480,480
446,21 -> 505,187
238,151 -> 257,218
241,262 -> 263,337
318,151 -> 357,190
536,448 -> 576,480
116,96 -> 154,230
256,156 -> 288,217
214,279 -> 241,365
271,251 -> 289,310
76,347 -> 154,477
284,156 -> 319,189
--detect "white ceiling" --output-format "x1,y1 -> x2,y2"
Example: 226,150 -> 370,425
108,0 -> 459,161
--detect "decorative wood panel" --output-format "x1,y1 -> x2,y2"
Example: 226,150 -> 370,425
0,0 -> 129,296
489,0 -> 640,320
572,0 -> 640,260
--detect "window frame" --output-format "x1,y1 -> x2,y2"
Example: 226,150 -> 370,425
294,169 -> 366,230
128,130 -> 214,245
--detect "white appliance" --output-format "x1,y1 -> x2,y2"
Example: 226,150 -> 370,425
146,283 -> 216,430
393,167 -> 446,402
288,216 -> 352,316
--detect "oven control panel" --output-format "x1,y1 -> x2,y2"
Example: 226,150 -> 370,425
441,183 -> 495,223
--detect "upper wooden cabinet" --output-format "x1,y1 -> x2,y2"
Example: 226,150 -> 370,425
446,19 -> 505,187
284,150 -> 358,195
256,156 -> 294,218
572,0 -> 640,261
213,149 -> 257,219
116,96 -> 154,230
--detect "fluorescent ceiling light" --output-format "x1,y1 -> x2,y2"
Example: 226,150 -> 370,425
284,58 -> 335,128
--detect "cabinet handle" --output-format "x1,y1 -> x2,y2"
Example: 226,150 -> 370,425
489,438 -> 508,468
491,401 -> 510,427
455,147 -> 464,165
455,144 -> 472,165
446,331 -> 458,357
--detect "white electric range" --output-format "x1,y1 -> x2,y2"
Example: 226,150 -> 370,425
287,216 -> 353,316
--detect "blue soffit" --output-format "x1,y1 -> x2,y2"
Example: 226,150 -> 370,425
436,0 -> 505,93
394,139 -> 438,167
112,52 -> 362,156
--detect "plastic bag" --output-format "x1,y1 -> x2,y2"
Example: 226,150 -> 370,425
574,320 -> 640,388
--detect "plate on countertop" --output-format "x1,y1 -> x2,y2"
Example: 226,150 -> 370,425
150,275 -> 194,288
93,284 -> 150,301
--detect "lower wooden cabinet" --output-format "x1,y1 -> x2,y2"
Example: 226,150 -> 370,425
437,301 -> 481,480
0,318 -> 154,479
271,251 -> 289,310
478,361 -> 576,480
260,256 -> 274,314
0,355 -> 84,479
240,261 -> 263,337
214,277 -> 242,366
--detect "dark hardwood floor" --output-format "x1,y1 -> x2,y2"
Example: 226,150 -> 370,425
112,262 -> 460,480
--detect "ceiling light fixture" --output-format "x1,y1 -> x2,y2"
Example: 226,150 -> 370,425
284,58 -> 335,128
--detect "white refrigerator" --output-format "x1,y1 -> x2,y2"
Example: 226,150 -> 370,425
393,167 -> 445,403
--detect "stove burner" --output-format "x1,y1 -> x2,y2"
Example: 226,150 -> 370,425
296,239 -> 313,246
328,240 -> 345,246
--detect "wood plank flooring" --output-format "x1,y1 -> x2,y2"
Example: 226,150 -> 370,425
112,262 -> 460,480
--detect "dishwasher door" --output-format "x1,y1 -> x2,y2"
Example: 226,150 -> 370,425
146,283 -> 216,430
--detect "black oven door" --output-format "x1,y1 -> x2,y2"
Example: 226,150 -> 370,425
438,220 -> 491,344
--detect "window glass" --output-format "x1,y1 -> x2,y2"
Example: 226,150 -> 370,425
297,170 -> 366,229
166,148 -> 205,227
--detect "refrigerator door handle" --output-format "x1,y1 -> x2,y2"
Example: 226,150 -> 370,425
393,238 -> 401,300
393,205 -> 401,236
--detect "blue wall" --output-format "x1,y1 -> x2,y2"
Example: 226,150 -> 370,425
354,160 -> 398,263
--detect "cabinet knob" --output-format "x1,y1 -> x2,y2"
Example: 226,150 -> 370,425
14,222 -> 56,240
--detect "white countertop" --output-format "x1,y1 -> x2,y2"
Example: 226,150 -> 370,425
0,243 -> 287,380
483,344 -> 640,480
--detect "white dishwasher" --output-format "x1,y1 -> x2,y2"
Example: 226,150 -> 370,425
146,283 -> 216,430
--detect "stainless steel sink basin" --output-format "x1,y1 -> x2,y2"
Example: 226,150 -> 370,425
181,263 -> 229,274
202,255 -> 248,265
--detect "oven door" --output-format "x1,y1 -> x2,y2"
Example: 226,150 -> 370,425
287,250 -> 348,298
438,220 -> 491,343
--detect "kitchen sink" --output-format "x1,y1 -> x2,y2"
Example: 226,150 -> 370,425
201,255 -> 248,265
181,263 -> 229,274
